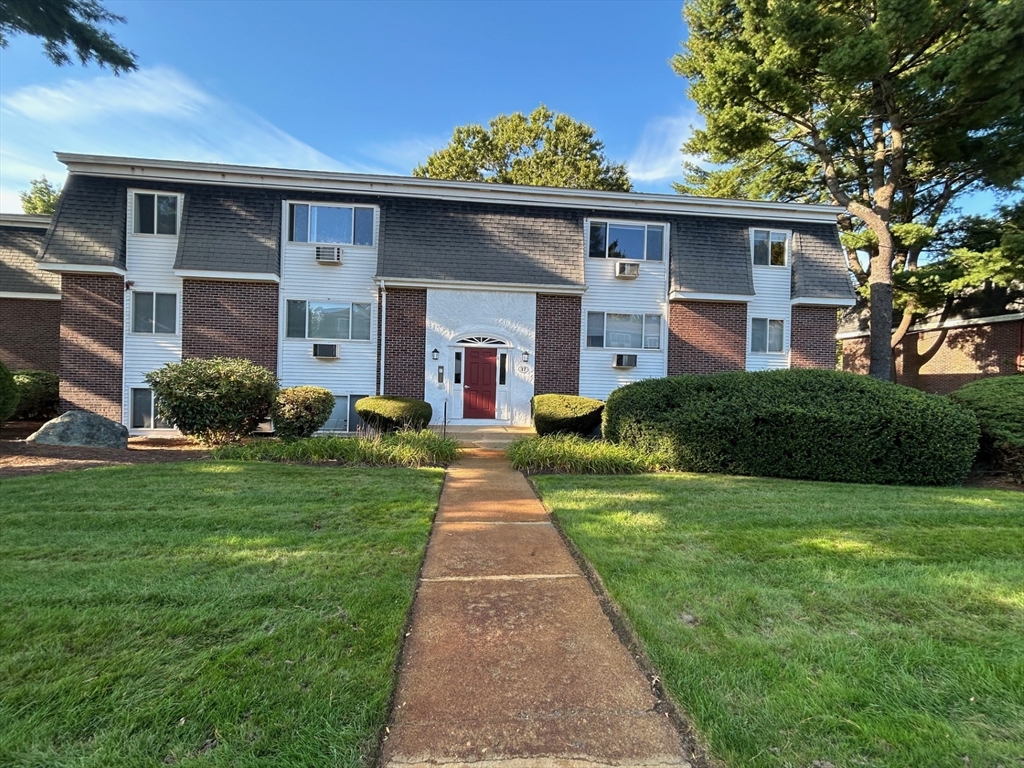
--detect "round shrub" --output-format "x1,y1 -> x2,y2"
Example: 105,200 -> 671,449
273,386 -> 336,440
12,370 -> 59,420
603,369 -> 979,486
145,357 -> 279,444
354,396 -> 432,432
0,361 -> 19,426
950,375 -> 1024,482
532,394 -> 604,436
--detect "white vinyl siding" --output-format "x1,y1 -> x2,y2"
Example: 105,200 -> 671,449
747,228 -> 792,370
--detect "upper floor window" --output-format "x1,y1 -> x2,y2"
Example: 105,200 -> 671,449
751,317 -> 785,353
132,291 -> 177,334
286,300 -> 372,340
134,193 -> 178,236
288,204 -> 374,245
589,221 -> 664,261
586,311 -> 661,349
752,229 -> 789,267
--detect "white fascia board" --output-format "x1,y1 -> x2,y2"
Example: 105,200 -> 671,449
56,153 -> 843,224
174,269 -> 279,283
375,276 -> 587,295
837,311 -> 1024,340
669,291 -> 753,303
791,296 -> 857,307
0,213 -> 51,229
0,291 -> 61,300
37,262 -> 126,276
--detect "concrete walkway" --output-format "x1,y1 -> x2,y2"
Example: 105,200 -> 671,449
382,449 -> 694,768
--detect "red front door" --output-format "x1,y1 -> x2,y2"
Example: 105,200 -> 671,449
463,347 -> 497,418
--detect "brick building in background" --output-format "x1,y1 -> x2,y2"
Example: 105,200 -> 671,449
0,214 -> 60,373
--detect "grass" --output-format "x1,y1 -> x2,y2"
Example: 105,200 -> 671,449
0,462 -> 443,767
212,429 -> 460,467
507,434 -> 670,474
535,472 -> 1024,768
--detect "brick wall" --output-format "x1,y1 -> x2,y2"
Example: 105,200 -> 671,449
534,293 -> 580,395
181,280 -> 279,371
0,297 -> 60,372
59,274 -> 123,420
382,287 -> 426,398
791,305 -> 839,369
668,300 -> 747,375
841,336 -> 870,375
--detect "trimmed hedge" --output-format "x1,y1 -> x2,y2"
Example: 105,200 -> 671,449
531,394 -> 604,436
0,361 -> 19,426
12,370 -> 59,421
273,386 -> 336,440
603,369 -> 979,486
354,396 -> 432,432
951,375 -> 1024,482
145,357 -> 279,444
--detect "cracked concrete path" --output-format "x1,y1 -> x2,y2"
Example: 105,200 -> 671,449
382,449 -> 693,768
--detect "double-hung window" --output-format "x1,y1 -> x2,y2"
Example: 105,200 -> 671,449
132,292 -> 177,334
751,318 -> 785,353
286,300 -> 372,340
130,388 -> 170,429
752,229 -> 789,266
588,221 -> 665,260
288,203 -> 374,245
586,312 -> 661,349
133,193 -> 178,235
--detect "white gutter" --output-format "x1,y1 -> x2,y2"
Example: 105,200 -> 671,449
836,311 -> 1024,340
791,296 -> 857,307
0,213 -> 51,229
37,262 -> 126,276
0,291 -> 61,300
173,269 -> 279,283
373,276 -> 587,295
668,291 -> 753,303
55,152 -> 843,224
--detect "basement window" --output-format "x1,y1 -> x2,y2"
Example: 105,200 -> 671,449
131,388 -> 170,429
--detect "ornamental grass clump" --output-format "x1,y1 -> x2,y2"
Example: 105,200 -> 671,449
11,370 -> 59,421
354,396 -> 432,432
272,386 -> 336,440
603,369 -> 979,486
0,361 -> 19,426
531,394 -> 605,436
212,430 -> 459,468
951,375 -> 1024,482
145,357 -> 279,444
506,434 -> 670,475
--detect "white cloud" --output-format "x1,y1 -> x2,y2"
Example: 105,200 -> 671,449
627,110 -> 703,184
0,67 -> 351,212
362,135 -> 450,175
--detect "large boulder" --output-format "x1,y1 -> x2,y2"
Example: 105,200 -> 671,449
27,410 -> 129,449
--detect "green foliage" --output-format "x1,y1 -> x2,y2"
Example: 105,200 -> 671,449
354,395 -> 432,432
603,370 -> 979,486
144,357 -> 278,444
272,385 -> 335,440
531,394 -> 605,436
11,370 -> 59,420
414,104 -> 631,192
213,430 -> 460,468
0,0 -> 137,73
18,176 -> 61,215
0,361 -> 20,426
951,375 -> 1024,482
507,434 -> 670,475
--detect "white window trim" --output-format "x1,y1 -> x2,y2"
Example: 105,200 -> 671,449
585,311 -> 663,351
129,387 -> 173,431
129,190 -> 183,238
128,290 -> 180,337
285,200 -> 379,247
283,298 -> 374,343
750,227 -> 791,268
585,218 -> 669,262
750,317 -> 787,354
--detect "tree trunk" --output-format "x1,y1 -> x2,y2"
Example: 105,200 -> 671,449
868,230 -> 895,380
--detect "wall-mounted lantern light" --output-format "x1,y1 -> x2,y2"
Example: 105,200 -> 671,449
431,348 -> 440,361
522,351 -> 530,363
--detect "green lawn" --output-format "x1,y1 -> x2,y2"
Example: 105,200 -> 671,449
0,462 -> 442,767
535,473 -> 1024,768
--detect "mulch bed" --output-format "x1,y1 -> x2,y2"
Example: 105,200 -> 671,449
0,436 -> 208,479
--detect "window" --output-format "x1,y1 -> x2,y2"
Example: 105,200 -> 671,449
289,204 -> 374,245
588,221 -> 665,260
752,229 -> 789,267
454,351 -> 462,385
285,300 -> 372,340
131,388 -> 170,429
586,311 -> 661,349
319,394 -> 370,432
751,318 -> 785,353
132,292 -> 177,334
498,352 -> 508,385
133,193 -> 178,235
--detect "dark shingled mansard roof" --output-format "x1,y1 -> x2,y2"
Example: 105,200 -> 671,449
0,215 -> 60,295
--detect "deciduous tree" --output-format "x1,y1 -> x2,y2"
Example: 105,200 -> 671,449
19,177 -> 61,215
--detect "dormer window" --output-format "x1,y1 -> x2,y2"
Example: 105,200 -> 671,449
752,229 -> 789,266
588,221 -> 665,261
133,193 -> 178,235
288,203 -> 374,246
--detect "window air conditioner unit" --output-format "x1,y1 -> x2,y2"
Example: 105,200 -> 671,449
615,261 -> 640,279
315,245 -> 343,264
613,353 -> 638,369
313,343 -> 338,359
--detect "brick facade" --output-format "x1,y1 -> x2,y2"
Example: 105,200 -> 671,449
59,274 -> 123,420
382,287 -> 426,398
791,305 -> 839,370
843,319 -> 1023,394
668,300 -> 747,375
534,293 -> 581,395
0,297 -> 60,372
181,280 -> 279,372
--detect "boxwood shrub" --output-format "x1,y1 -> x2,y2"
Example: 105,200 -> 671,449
603,369 -> 979,486
950,375 -> 1024,482
272,385 -> 336,440
145,357 -> 279,444
12,370 -> 59,421
0,361 -> 19,426
354,395 -> 432,432
531,394 -> 604,436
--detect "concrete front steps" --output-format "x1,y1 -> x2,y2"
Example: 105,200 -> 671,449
434,425 -> 536,450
